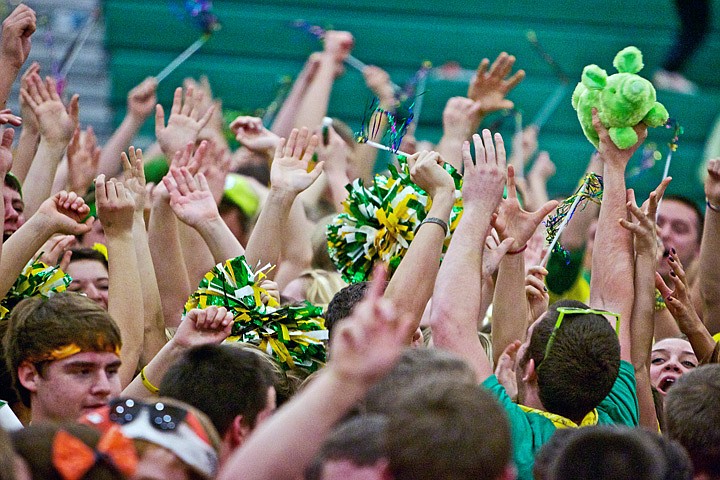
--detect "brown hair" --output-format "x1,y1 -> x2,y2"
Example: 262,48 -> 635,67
3,293 -> 122,407
385,382 -> 511,480
665,364 -> 720,478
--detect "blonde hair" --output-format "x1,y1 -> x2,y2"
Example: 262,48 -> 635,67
296,269 -> 347,309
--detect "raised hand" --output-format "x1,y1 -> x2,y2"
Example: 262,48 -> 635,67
95,174 -> 135,234
127,77 -> 158,123
0,108 -> 21,126
655,252 -> 698,330
492,164 -> 558,252
66,126 -> 101,196
151,141 -> 206,201
20,74 -> 79,147
323,30 -> 354,64
592,108 -> 647,169
18,62 -> 39,133
0,128 -> 14,175
120,146 -> 147,213
0,4 -> 36,69
528,151 -> 556,181
163,166 -> 219,228
37,234 -> 75,267
407,150 -> 454,199
467,52 -> 525,114
270,127 -> 323,194
173,306 -> 233,349
155,85 -> 214,158
36,190 -> 93,235
619,178 -> 670,256
230,116 -> 280,154
511,125 -> 538,164
259,278 -> 280,306
442,96 -> 484,141
329,263 -> 414,385
460,129 -> 507,210
705,158 -> 720,208
363,65 -> 395,106
482,229 -> 515,278
525,265 -> 549,322
196,140 -> 232,205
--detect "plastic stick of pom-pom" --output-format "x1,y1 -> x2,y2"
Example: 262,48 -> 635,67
156,35 -> 209,84
345,54 -> 401,92
656,151 -> 673,219
408,70 -> 429,136
540,183 -> 587,268
58,9 -> 99,82
360,139 -> 410,158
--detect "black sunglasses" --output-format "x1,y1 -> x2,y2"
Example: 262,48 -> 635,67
109,398 -> 188,431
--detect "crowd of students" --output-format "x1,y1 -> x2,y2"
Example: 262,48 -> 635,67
0,3 -> 719,480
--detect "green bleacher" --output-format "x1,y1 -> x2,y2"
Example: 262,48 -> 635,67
104,0 -> 720,205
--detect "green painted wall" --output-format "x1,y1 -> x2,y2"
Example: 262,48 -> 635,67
104,0 -> 720,206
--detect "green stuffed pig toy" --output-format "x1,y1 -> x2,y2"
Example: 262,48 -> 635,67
572,46 -> 669,149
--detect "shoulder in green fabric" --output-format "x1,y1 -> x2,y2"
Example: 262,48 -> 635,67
572,46 -> 669,149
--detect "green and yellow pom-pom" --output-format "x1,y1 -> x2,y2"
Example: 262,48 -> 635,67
0,260 -> 72,319
327,156 -> 463,283
185,256 -> 328,372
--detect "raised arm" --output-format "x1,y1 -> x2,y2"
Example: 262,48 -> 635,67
589,109 -> 647,337
0,127 -> 13,263
699,158 -> 720,334
20,75 -> 78,218
147,143 -> 203,328
121,147 -> 167,364
122,306 -> 232,399
53,126 -> 101,197
435,96 -> 484,171
12,62 -> 40,182
244,128 -> 322,270
155,85 -> 214,160
165,165 -> 243,263
491,166 -> 557,365
95,174 -> 144,387
656,255 -> 716,363
0,4 -> 35,109
270,53 -> 321,137
292,31 -> 353,131
619,181 -> 668,429
218,265 -> 413,480
467,52 -> 525,127
429,130 -> 508,382
98,77 -> 157,177
0,190 -> 92,297
384,150 -> 456,340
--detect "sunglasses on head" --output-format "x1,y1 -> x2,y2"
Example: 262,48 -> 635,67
108,398 -> 188,431
544,307 -> 621,361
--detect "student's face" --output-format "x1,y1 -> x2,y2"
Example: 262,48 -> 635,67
22,351 -> 122,422
66,259 -> 110,310
656,200 -> 700,277
3,186 -> 25,241
650,338 -> 697,396
132,445 -> 193,480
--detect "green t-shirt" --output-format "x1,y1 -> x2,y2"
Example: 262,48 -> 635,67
482,360 -> 638,480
